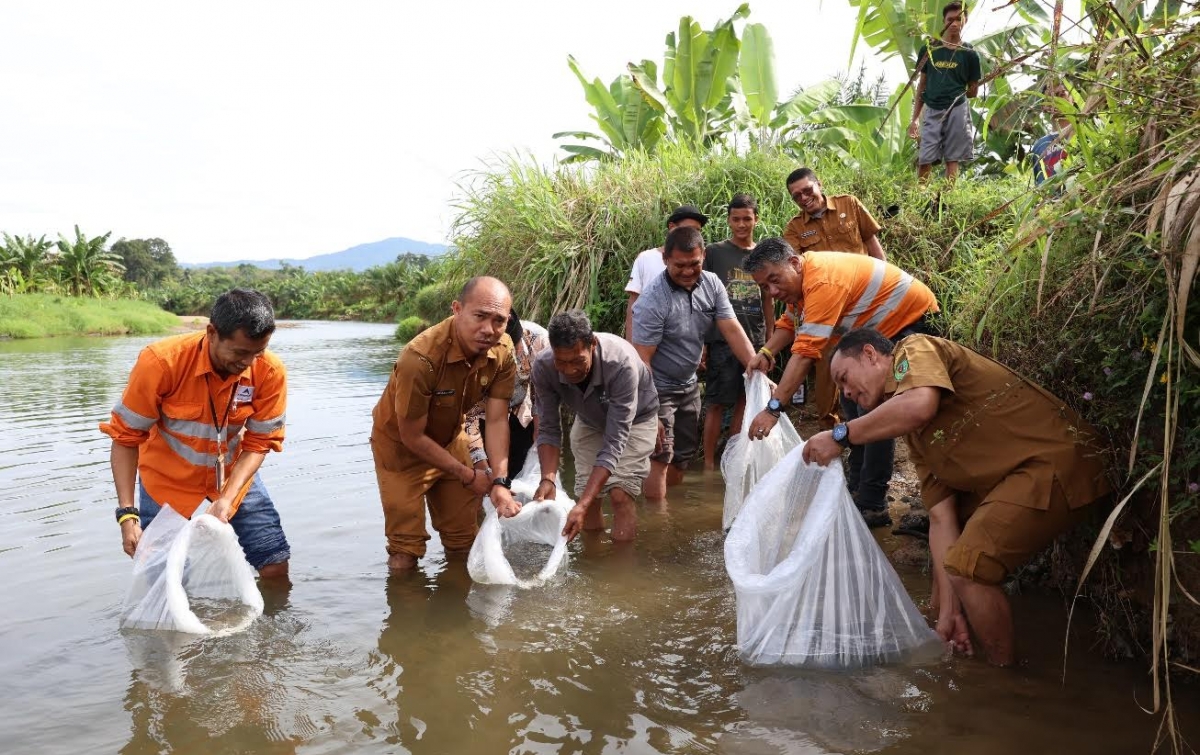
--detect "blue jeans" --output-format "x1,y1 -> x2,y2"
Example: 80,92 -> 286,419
138,476 -> 291,570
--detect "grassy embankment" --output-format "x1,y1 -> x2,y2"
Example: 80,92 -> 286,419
0,293 -> 180,339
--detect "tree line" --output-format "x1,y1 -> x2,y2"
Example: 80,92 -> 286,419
0,229 -> 447,323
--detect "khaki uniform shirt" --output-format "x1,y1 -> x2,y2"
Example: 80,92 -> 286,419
783,194 -> 881,255
372,317 -> 516,454
887,335 -> 1110,510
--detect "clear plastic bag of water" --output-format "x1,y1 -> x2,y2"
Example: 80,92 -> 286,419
121,503 -> 263,635
468,449 -> 575,588
721,372 -> 803,530
724,444 -> 941,667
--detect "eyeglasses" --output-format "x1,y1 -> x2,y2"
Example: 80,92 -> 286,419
791,186 -> 818,199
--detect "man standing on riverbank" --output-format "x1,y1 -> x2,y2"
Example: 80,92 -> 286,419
803,328 -> 1111,665
781,167 -> 886,429
624,205 -> 708,340
744,240 -> 939,528
101,288 -> 291,580
370,276 -> 522,571
701,194 -> 773,470
532,310 -> 659,541
909,2 -> 983,182
632,226 -> 756,499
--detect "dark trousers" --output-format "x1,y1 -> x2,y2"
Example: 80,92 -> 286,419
842,315 -> 938,510
479,413 -> 537,477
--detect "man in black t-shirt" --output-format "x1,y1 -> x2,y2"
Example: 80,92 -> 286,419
701,194 -> 774,470
909,1 -> 983,182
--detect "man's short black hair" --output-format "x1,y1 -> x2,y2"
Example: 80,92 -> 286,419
833,328 -> 896,359
743,237 -> 798,273
547,309 -> 595,350
943,1 -> 965,19
664,226 -> 705,257
785,167 -> 818,187
728,193 -> 758,215
210,289 -> 275,340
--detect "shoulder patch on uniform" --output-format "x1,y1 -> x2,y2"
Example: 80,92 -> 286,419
894,358 -> 910,382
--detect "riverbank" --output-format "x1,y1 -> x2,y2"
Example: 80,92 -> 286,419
0,293 -> 180,339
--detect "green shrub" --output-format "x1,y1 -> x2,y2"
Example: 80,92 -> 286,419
395,316 -> 428,343
410,282 -> 456,323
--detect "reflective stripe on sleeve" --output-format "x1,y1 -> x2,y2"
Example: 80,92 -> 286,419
113,401 -> 158,431
245,414 -> 286,434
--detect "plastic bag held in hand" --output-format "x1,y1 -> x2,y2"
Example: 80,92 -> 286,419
724,444 -> 941,667
468,448 -> 575,588
721,372 -> 803,530
121,503 -> 263,635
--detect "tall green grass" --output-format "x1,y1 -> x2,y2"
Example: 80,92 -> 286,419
449,142 -> 1027,335
0,294 -> 179,338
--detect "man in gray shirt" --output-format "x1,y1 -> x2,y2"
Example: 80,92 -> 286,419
631,225 -> 756,500
533,310 -> 659,541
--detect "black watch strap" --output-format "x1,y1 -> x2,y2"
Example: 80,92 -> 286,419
115,506 -> 140,525
491,476 -> 512,490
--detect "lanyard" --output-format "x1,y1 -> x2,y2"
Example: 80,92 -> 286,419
207,378 -> 238,491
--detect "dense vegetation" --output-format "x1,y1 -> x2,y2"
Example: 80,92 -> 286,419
0,294 -> 179,339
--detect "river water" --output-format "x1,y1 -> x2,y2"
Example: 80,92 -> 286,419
0,321 -> 1194,754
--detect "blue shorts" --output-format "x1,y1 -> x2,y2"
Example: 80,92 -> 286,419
138,476 -> 291,570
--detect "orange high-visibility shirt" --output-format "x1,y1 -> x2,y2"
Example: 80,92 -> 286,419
99,331 -> 287,517
774,252 -> 939,359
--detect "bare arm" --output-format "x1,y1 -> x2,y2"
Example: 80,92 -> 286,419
624,293 -> 639,341
928,494 -> 973,655
112,442 -> 142,557
208,450 -> 267,522
865,234 -> 886,261
715,319 -> 756,369
482,396 -> 512,480
966,80 -> 979,99
633,343 -> 657,372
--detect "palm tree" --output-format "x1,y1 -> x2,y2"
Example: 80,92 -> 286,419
54,225 -> 123,296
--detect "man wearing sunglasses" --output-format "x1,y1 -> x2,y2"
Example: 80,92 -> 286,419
782,167 -> 886,262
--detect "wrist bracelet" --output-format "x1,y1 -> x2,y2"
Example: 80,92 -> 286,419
541,476 -> 555,484
758,346 -> 774,358
117,513 -> 140,526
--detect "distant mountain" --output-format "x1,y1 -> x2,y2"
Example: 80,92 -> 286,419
182,237 -> 447,272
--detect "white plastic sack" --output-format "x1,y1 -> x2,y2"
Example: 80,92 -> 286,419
721,372 -> 803,530
724,444 -> 941,667
121,504 -> 264,635
467,448 -> 575,588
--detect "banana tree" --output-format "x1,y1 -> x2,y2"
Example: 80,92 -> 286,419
553,56 -> 667,162
1,233 -> 54,282
628,3 -> 750,147
54,225 -> 123,297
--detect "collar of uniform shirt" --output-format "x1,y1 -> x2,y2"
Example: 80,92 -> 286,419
663,269 -> 700,305
804,195 -> 836,223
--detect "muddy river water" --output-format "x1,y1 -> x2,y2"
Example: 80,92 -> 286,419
1,321 -> 1194,754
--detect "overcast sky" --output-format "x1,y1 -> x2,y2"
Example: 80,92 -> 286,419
1,1 -> 1031,263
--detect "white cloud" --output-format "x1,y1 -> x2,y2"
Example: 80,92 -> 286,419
1,0 -> 1025,263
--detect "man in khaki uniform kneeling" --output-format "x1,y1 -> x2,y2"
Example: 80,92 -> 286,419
803,328 -> 1111,666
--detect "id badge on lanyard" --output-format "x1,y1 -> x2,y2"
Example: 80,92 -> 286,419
209,385 -> 236,493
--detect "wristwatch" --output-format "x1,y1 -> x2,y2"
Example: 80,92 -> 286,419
115,506 -> 140,525
766,397 -> 783,417
832,422 -> 852,448
491,476 -> 512,490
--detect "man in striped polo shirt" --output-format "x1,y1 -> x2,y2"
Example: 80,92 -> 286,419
744,238 -> 940,527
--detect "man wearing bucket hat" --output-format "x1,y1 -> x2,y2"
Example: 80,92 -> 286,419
623,204 -> 709,341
